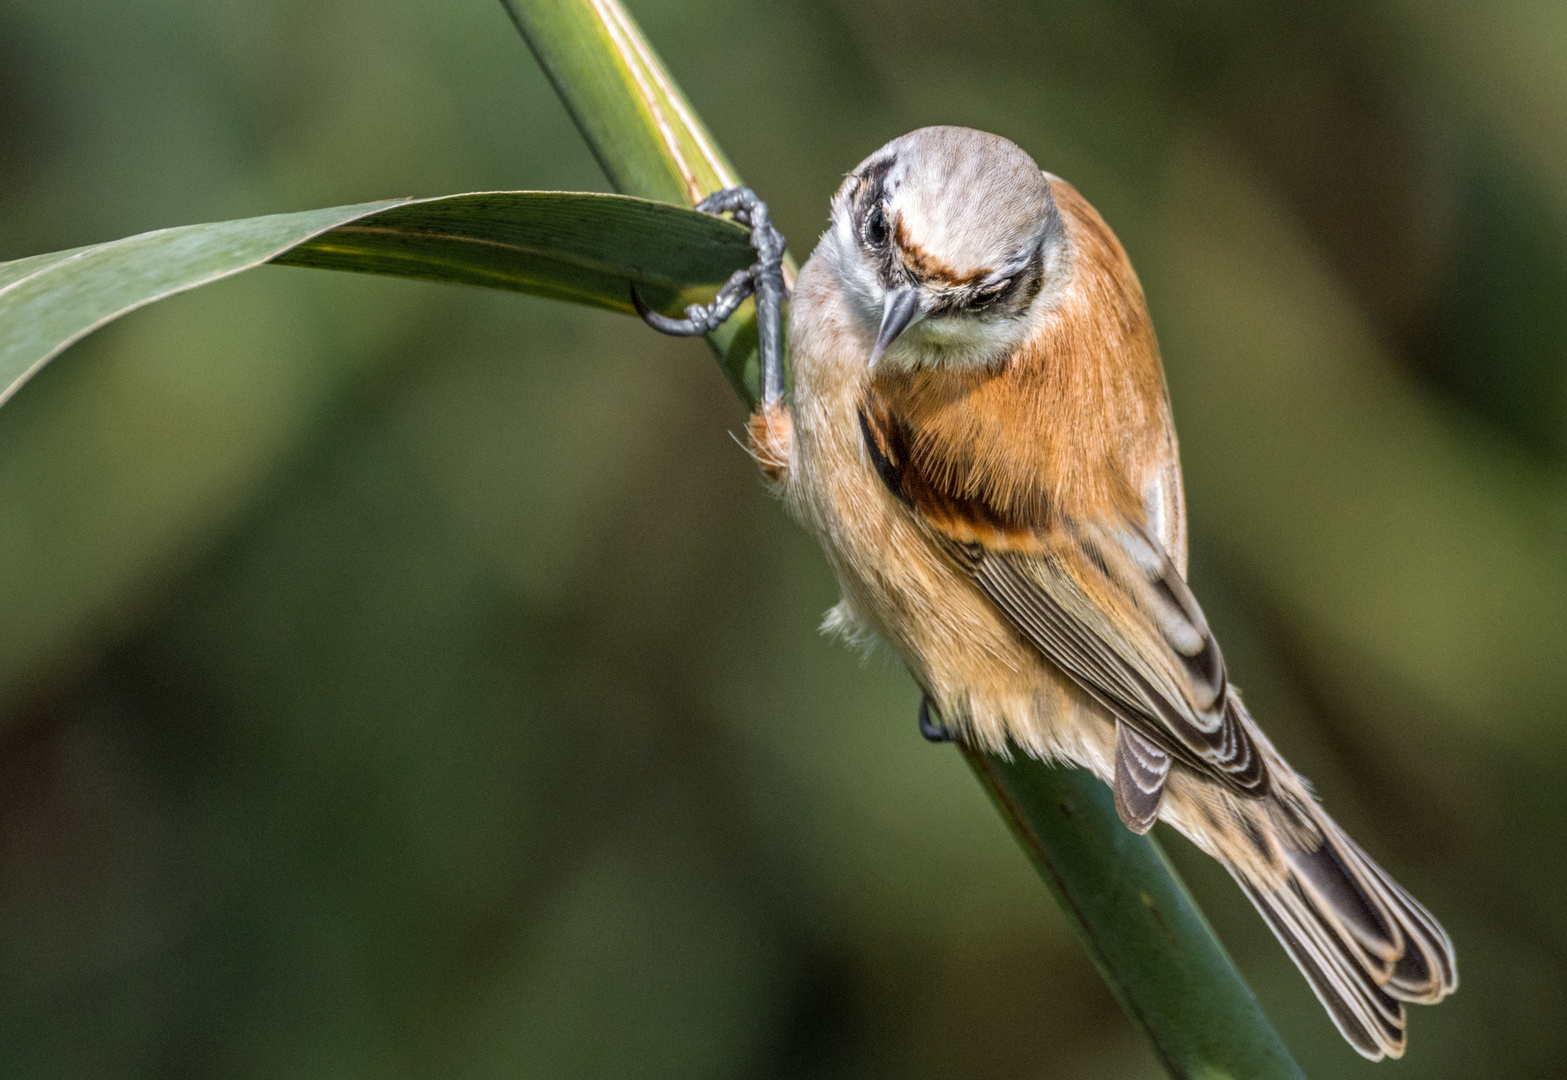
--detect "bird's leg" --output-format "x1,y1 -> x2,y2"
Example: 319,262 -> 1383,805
632,186 -> 787,407
919,695 -> 953,743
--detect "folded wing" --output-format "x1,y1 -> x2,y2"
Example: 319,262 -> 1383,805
859,399 -> 1267,825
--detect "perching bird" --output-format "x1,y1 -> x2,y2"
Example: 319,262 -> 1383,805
639,125 -> 1455,1060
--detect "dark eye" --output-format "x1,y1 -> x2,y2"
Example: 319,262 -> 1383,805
865,203 -> 889,246
970,278 -> 1011,308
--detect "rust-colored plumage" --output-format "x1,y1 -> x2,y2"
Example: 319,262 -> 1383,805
865,180 -> 1168,537
751,126 -> 1455,1060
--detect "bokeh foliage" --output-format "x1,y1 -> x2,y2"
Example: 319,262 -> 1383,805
0,1 -> 1563,1078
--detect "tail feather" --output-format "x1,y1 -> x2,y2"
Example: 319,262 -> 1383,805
1230,805 -> 1457,1062
1238,874 -> 1407,1059
1335,827 -> 1458,1001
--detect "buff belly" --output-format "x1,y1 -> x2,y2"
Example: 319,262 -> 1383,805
779,256 -> 1119,781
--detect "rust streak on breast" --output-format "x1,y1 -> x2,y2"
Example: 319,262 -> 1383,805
867,177 -> 1171,532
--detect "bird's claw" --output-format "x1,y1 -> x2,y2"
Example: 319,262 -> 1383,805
632,265 -> 756,336
919,696 -> 952,743
632,186 -> 787,405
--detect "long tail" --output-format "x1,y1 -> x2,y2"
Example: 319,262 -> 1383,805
1227,793 -> 1458,1060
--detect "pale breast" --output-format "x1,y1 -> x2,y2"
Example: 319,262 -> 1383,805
782,251 -> 1084,753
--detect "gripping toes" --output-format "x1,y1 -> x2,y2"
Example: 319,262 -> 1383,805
631,266 -> 755,336
633,187 -> 788,405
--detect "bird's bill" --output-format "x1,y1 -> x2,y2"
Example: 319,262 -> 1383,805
868,288 -> 926,369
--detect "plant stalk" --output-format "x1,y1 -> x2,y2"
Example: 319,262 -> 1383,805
503,2 -> 1308,1075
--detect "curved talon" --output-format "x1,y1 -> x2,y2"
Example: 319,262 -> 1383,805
631,286 -> 709,336
919,696 -> 953,743
695,186 -> 759,218
632,266 -> 758,337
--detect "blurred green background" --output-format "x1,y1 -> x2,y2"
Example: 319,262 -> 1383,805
0,0 -> 1563,1076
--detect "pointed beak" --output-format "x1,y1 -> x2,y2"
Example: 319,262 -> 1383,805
868,287 -> 926,369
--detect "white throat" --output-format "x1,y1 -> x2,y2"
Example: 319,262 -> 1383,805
824,211 -> 1067,373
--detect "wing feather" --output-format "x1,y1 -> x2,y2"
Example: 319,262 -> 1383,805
1114,720 -> 1172,834
860,401 -> 1267,797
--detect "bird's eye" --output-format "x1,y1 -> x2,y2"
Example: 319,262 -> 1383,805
970,278 -> 1011,308
865,203 -> 890,246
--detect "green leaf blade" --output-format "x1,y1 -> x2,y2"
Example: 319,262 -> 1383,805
275,192 -> 754,314
0,192 -> 752,407
0,203 -> 402,405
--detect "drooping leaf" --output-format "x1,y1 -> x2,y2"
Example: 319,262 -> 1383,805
0,191 -> 752,407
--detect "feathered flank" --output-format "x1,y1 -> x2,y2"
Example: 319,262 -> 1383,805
762,125 -> 1456,1060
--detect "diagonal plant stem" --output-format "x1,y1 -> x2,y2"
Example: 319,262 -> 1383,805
502,0 -> 793,405
501,2 -> 1308,1077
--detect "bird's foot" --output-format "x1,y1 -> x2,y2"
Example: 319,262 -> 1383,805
632,187 -> 787,405
919,696 -> 953,743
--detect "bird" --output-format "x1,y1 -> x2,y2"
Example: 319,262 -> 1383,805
639,125 -> 1456,1060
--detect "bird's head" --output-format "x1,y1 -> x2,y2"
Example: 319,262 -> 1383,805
827,126 -> 1067,372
